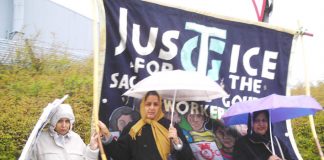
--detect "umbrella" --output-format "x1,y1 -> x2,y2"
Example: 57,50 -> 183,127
222,94 -> 322,126
123,70 -> 228,101
19,95 -> 69,160
123,70 -> 228,124
221,93 -> 323,155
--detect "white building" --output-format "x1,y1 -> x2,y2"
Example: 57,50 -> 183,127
0,0 -> 93,63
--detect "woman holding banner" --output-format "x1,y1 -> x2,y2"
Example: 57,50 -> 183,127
31,104 -> 99,160
232,110 -> 293,160
98,91 -> 194,160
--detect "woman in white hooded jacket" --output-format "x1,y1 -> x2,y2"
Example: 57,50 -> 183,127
32,104 -> 99,160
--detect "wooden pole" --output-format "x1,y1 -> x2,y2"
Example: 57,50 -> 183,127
299,29 -> 324,159
92,0 -> 107,159
285,38 -> 303,160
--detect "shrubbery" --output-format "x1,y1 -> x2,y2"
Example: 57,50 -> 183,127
0,41 -> 323,159
292,84 -> 324,160
0,41 -> 93,159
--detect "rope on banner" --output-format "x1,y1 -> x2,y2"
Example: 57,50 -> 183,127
296,27 -> 314,37
251,0 -> 267,22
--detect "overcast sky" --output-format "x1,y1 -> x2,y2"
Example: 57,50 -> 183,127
51,0 -> 324,86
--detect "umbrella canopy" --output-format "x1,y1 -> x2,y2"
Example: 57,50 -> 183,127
222,94 -> 323,126
19,95 -> 69,160
123,70 -> 228,101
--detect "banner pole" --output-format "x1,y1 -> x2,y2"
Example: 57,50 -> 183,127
285,35 -> 303,160
299,28 -> 324,159
92,0 -> 107,159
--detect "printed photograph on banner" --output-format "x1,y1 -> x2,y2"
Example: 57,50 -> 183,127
162,100 -> 244,160
108,106 -> 140,132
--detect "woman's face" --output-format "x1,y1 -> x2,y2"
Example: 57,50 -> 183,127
144,95 -> 160,120
222,130 -> 236,149
252,112 -> 268,135
117,114 -> 132,132
216,128 -> 235,149
55,118 -> 70,135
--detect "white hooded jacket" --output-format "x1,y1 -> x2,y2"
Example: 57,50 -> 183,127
31,104 -> 98,160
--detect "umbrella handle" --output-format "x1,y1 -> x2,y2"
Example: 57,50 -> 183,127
269,111 -> 275,155
170,90 -> 177,128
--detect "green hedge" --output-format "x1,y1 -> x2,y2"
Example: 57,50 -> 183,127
292,84 -> 324,160
0,46 -> 93,159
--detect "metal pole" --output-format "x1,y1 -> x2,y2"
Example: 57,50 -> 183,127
170,90 -> 177,127
269,111 -> 275,155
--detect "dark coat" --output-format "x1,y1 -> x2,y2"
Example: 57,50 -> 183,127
232,135 -> 293,160
104,118 -> 194,160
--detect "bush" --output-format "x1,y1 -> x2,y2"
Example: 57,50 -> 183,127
292,84 -> 324,160
0,41 -> 93,159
